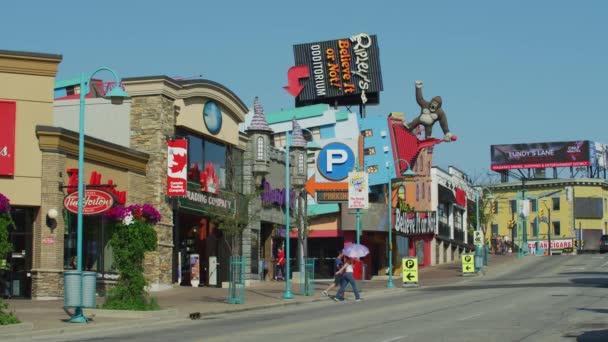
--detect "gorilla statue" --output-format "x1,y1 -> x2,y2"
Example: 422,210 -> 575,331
404,80 -> 454,142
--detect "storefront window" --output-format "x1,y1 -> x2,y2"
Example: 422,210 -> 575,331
64,213 -> 115,274
454,209 -> 463,230
179,129 -> 228,189
204,139 -> 227,189
438,203 -> 448,223
187,135 -> 203,181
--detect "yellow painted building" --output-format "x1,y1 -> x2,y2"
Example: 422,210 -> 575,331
483,178 -> 608,253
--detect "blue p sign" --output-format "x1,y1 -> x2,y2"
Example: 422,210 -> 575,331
317,142 -> 355,181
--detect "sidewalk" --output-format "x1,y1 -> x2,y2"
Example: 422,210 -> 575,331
1,253 -> 523,339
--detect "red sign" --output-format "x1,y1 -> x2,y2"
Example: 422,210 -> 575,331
0,101 -> 16,176
66,169 -> 127,204
63,189 -> 115,215
167,138 -> 188,196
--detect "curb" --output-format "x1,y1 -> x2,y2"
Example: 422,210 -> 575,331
0,322 -> 34,334
87,308 -> 178,319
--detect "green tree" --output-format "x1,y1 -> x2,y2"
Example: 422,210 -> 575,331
0,193 -> 19,325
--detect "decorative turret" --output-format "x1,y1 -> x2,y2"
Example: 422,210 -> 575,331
290,117 -> 307,188
246,97 -> 273,176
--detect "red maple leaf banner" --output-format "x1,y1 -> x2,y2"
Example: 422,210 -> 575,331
170,152 -> 187,174
167,138 -> 188,197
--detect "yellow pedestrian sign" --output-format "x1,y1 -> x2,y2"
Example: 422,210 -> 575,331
462,254 -> 475,275
402,258 -> 419,286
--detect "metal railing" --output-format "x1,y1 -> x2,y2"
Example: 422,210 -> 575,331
299,258 -> 315,296
228,255 -> 245,304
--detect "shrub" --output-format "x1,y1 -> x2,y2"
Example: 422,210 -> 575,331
102,204 -> 161,311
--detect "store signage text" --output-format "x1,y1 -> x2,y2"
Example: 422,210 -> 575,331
261,179 -> 296,210
178,181 -> 236,216
66,169 -> 127,204
393,209 -> 437,235
527,239 -> 573,250
64,189 -> 115,215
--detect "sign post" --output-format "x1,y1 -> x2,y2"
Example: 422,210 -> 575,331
473,231 -> 483,247
462,254 -> 475,276
402,258 -> 419,288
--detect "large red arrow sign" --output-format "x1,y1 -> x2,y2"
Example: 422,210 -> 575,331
283,65 -> 309,97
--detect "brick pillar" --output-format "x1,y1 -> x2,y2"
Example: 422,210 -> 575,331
130,95 -> 176,289
31,151 -> 67,299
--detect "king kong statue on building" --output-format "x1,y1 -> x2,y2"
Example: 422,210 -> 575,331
404,80 -> 455,142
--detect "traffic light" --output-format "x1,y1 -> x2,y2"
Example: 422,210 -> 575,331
540,208 -> 545,218
492,200 -> 497,214
507,219 -> 514,229
574,240 -> 578,247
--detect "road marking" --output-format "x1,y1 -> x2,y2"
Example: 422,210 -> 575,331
458,313 -> 482,321
600,261 -> 608,268
592,256 -> 604,259
381,336 -> 405,342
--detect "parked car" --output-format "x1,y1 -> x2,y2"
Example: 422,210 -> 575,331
600,235 -> 608,254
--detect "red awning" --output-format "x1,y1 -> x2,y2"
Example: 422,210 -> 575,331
289,230 -> 342,238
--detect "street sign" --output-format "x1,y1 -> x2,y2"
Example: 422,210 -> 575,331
315,190 -> 348,203
305,175 -> 347,198
462,254 -> 475,274
473,231 -> 483,246
402,257 -> 418,285
317,142 -> 355,181
348,171 -> 369,209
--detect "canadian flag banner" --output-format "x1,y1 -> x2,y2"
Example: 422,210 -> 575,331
167,138 -> 188,196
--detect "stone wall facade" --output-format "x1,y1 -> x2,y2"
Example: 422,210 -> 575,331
130,95 -> 176,289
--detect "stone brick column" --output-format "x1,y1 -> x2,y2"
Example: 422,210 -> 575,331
130,95 -> 176,290
31,151 -> 67,299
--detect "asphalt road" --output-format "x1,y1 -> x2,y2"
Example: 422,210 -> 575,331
44,255 -> 608,342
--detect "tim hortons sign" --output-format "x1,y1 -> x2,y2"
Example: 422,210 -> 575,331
64,189 -> 115,215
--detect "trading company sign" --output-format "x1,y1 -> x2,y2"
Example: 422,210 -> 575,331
491,141 -> 590,170
293,33 -> 383,107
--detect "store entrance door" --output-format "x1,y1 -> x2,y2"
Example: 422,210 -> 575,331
2,207 -> 34,298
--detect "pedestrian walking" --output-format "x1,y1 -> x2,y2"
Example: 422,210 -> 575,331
276,247 -> 286,281
322,251 -> 344,297
333,256 -> 361,302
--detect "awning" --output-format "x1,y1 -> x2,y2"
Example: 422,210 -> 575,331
290,229 -> 342,238
307,203 -> 339,216
438,184 -> 457,203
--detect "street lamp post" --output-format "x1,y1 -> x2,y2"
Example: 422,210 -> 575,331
283,131 -> 294,299
283,126 -> 319,300
386,159 -> 416,289
69,68 -> 129,323
474,187 -> 494,273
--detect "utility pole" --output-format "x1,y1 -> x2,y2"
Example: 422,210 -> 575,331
547,208 -> 552,256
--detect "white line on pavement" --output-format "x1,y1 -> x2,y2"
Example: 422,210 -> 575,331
458,313 -> 482,321
592,257 -> 605,259
600,261 -> 608,268
380,336 -> 406,342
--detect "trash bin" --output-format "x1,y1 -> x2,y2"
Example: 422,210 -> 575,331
81,272 -> 97,308
64,271 -> 82,307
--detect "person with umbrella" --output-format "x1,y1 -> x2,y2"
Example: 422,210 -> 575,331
333,243 -> 368,302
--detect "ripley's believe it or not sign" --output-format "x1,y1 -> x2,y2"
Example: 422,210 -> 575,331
293,33 -> 383,107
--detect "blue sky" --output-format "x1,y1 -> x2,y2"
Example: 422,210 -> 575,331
2,1 -> 606,182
